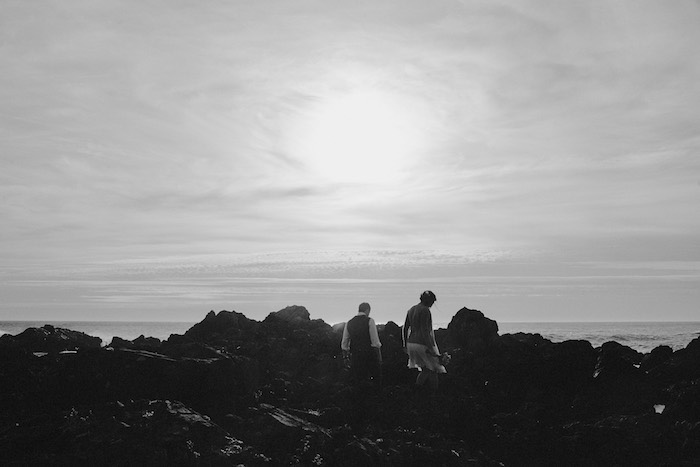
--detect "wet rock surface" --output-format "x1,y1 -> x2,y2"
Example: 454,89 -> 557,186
1,307 -> 699,465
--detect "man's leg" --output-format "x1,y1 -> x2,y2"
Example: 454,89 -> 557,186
351,351 -> 373,384
369,353 -> 382,391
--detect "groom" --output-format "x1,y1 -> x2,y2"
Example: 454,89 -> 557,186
341,302 -> 382,388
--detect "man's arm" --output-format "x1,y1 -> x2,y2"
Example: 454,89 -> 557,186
368,318 -> 381,348
368,318 -> 382,363
341,322 -> 351,353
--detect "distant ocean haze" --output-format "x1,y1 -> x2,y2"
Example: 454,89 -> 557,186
1,320 -> 698,353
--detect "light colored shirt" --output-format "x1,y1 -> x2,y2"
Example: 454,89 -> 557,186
341,311 -> 382,351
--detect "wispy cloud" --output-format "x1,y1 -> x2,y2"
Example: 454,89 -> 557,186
2,0 -> 699,321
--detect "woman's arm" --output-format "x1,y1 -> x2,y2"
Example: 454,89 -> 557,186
427,310 -> 439,354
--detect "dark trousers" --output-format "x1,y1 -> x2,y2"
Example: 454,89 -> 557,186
349,349 -> 381,388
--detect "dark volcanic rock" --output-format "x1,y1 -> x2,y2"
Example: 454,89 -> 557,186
262,305 -> 334,343
640,345 -> 673,373
262,305 -> 329,334
662,378 -> 700,423
183,310 -> 259,343
562,409 -> 700,467
593,341 -> 643,381
0,346 -> 258,426
649,336 -> 700,385
446,307 -> 499,352
584,341 -> 660,418
0,325 -> 102,354
266,305 -> 311,323
378,321 -> 413,385
545,339 -> 597,389
500,332 -> 551,348
0,399 -> 267,466
381,320 -> 402,341
4,306 -> 700,466
107,336 -> 134,349
107,335 -> 162,351
331,322 -> 345,335
133,334 -> 162,349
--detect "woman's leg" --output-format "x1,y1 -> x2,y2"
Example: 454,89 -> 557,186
416,369 -> 434,386
427,371 -> 439,392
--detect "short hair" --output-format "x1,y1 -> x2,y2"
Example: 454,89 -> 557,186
358,302 -> 371,313
420,290 -> 436,305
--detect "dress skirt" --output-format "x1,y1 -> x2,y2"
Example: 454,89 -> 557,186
406,343 -> 446,373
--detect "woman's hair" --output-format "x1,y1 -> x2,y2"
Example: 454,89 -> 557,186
420,290 -> 437,305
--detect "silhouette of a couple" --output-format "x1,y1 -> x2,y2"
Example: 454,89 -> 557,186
341,290 -> 446,394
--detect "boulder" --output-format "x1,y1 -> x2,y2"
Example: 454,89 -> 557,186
377,321 -> 401,344
649,337 -> 700,383
500,332 -> 551,348
541,340 -> 597,405
593,341 -> 643,381
0,325 -> 102,354
640,345 -> 673,373
262,306 -> 333,340
183,310 -> 259,343
446,308 -> 499,352
133,335 -> 162,350
378,321 -> 413,385
266,305 -> 310,323
108,335 -> 161,351
593,341 -> 642,380
662,378 -> 700,423
108,336 -> 134,349
332,322 -> 345,335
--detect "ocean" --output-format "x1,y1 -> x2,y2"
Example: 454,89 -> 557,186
495,321 -> 700,353
1,321 -> 699,353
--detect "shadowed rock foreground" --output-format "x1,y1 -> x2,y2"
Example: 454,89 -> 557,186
1,306 -> 699,465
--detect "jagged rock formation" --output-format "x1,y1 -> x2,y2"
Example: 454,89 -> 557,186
0,324 -> 101,354
445,307 -> 499,352
1,307 -> 700,465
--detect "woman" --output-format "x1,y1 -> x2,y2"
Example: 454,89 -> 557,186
402,290 -> 446,394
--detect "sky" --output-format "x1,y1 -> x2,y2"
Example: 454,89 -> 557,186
2,0 -> 699,326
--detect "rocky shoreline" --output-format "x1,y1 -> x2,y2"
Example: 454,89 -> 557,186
1,306 -> 699,465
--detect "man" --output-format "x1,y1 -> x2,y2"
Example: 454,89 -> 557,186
341,302 -> 382,387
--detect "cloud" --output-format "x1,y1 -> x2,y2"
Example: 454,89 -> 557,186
2,0 -> 699,322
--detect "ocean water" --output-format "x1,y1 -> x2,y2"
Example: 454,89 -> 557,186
430,321 -> 700,353
496,321 -> 700,353
1,320 -> 699,353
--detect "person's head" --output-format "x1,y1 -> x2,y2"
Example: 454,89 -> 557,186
358,302 -> 371,315
420,290 -> 437,307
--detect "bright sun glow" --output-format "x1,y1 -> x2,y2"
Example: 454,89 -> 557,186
288,89 -> 427,184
